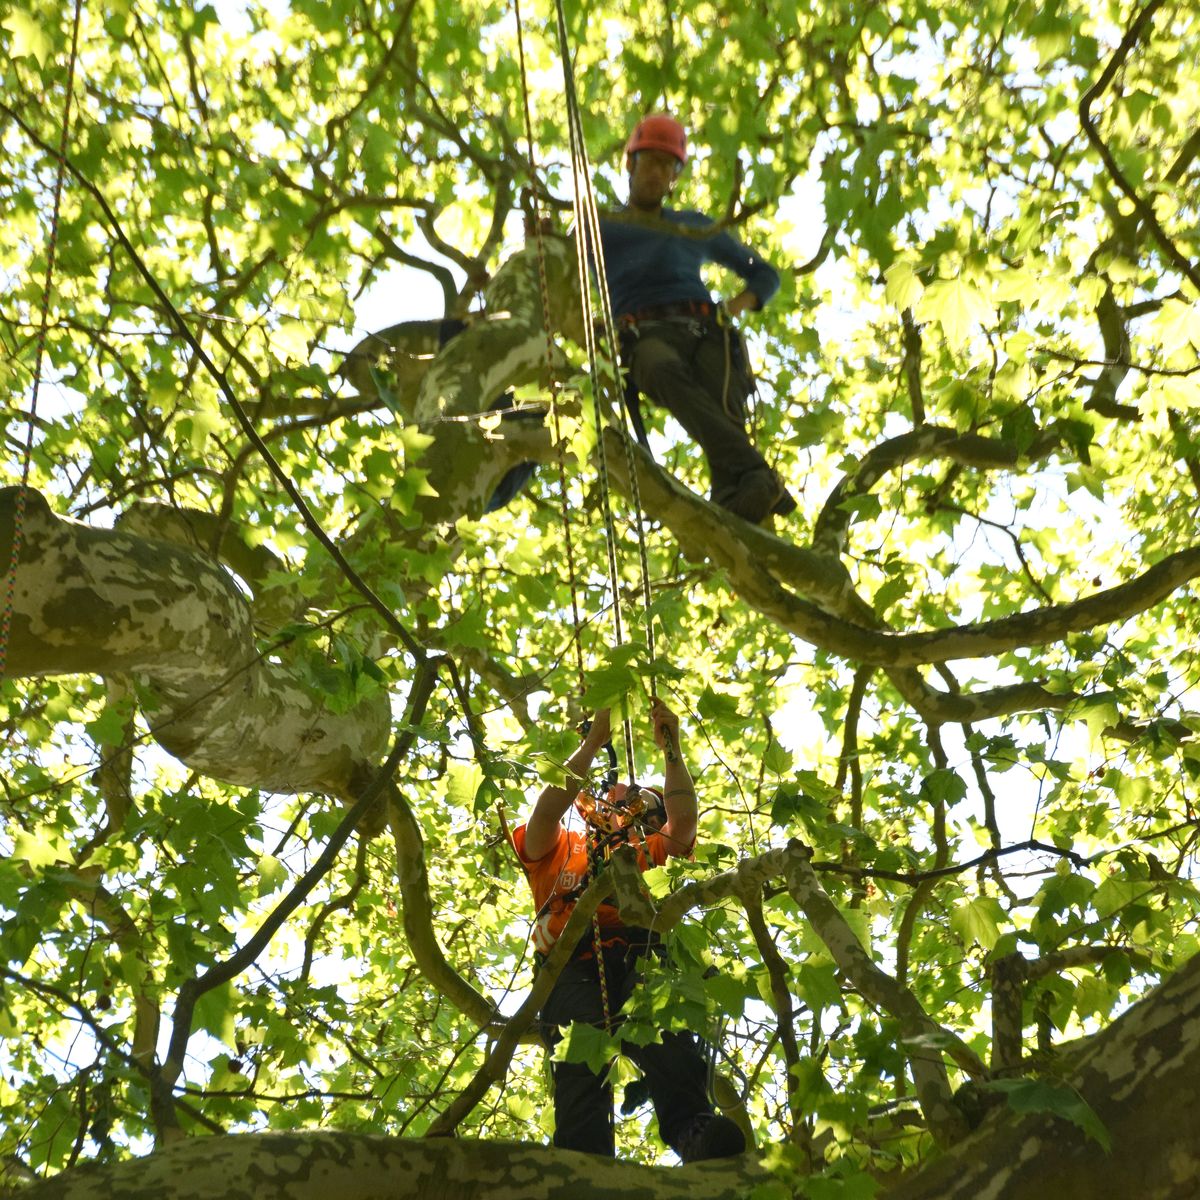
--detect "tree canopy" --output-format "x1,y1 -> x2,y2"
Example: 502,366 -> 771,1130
2,0 -> 1200,1196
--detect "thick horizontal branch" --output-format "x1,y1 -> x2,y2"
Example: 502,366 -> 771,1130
604,436 -> 1200,667
19,1130 -> 768,1200
2,487 -> 389,793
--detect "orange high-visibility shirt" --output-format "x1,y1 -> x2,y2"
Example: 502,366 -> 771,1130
513,823 -> 669,955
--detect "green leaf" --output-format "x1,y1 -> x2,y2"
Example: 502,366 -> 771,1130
1079,697 -> 1120,745
274,319 -> 311,364
1094,876 -> 1152,919
697,686 -> 740,722
788,408 -> 841,448
836,492 -> 882,520
762,740 -> 793,776
985,1078 -> 1111,1152
704,971 -> 749,1018
770,788 -> 826,828
1151,300 -> 1200,356
444,761 -> 484,810
12,829 -> 67,869
2,10 -> 52,64
581,662 -> 641,711
872,573 -> 911,616
806,1167 -> 880,1200
921,769 -> 967,806
555,1021 -> 620,1075
796,962 -> 840,1013
85,705 -> 131,746
884,259 -> 924,311
256,854 -> 288,896
368,363 -> 404,417
194,982 -> 238,1048
915,276 -> 995,350
504,1092 -> 538,1122
951,897 -> 1005,951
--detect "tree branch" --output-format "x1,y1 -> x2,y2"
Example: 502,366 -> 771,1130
1078,0 -> 1200,294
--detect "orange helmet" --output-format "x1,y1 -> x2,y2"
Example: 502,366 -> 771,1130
625,114 -> 687,167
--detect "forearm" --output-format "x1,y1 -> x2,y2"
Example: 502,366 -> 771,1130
659,718 -> 697,849
565,730 -> 607,789
662,756 -> 696,823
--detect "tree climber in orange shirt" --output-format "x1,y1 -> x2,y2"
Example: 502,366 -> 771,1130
513,700 -> 746,1162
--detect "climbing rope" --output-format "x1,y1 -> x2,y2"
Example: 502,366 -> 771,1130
549,0 -> 665,757
512,0 -> 588,701
511,11 -> 616,1036
557,57 -> 659,678
511,0 -> 666,752
1,0 -> 85,685
534,5 -> 649,1042
512,0 -> 697,1051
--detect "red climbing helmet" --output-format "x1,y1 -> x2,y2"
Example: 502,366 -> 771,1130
625,114 -> 688,167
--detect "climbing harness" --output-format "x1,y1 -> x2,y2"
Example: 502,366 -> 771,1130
1,0 -> 85,686
574,780 -> 659,838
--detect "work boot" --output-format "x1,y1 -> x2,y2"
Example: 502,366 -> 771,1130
719,468 -> 796,524
771,475 -> 798,517
718,468 -> 776,522
673,1113 -> 747,1163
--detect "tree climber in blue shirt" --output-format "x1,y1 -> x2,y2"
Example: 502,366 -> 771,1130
599,114 -> 797,525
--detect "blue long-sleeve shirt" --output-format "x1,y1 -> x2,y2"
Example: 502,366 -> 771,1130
597,207 -> 781,318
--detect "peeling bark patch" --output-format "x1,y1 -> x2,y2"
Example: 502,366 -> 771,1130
43,588 -> 121,636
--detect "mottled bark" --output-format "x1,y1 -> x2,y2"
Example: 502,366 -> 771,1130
992,946 -> 1133,1075
340,235 -> 583,422
990,953 -> 1027,1074
336,235 -> 581,530
115,501 -> 306,631
20,1132 -> 767,1200
888,951 -> 1200,1200
1,486 -> 389,795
